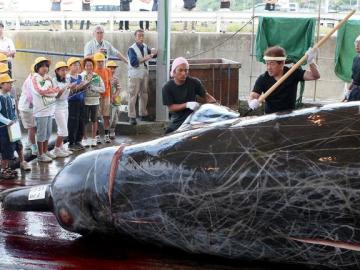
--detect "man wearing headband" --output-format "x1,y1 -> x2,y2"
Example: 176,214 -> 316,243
346,36 -> 360,101
248,46 -> 320,114
162,57 -> 216,134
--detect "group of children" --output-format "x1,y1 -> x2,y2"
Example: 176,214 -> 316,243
0,52 -> 122,178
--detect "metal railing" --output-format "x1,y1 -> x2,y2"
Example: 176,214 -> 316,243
1,10 -> 359,32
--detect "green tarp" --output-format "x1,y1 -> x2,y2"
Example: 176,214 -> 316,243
335,20 -> 360,82
255,17 -> 316,108
255,17 -> 316,64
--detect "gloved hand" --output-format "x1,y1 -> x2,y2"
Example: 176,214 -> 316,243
344,84 -> 352,100
306,47 -> 319,64
186,101 -> 200,111
247,99 -> 259,110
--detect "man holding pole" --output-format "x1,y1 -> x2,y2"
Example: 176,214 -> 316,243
248,46 -> 320,114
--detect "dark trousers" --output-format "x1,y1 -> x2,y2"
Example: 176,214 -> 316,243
139,9 -> 149,30
119,20 -> 129,30
68,100 -> 85,145
65,20 -> 73,30
80,20 -> 90,30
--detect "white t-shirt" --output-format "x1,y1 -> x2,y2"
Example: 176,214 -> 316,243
18,73 -> 33,112
0,36 -> 15,62
52,78 -> 70,111
31,73 -> 58,117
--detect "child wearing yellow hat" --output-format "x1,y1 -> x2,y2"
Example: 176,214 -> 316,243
31,57 -> 60,163
106,60 -> 121,139
0,74 -> 31,179
66,57 -> 87,151
52,61 -> 73,158
81,57 -> 105,147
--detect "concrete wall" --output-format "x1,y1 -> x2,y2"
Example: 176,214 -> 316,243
9,31 -> 345,103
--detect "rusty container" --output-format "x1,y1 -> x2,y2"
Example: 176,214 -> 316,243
187,58 -> 241,109
147,58 -> 241,118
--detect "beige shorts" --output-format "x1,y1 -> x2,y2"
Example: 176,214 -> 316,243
99,96 -> 111,117
19,110 -> 35,129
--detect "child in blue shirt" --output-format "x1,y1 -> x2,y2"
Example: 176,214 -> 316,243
0,74 -> 30,179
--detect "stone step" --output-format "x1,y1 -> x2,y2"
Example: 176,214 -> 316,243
115,120 -> 166,136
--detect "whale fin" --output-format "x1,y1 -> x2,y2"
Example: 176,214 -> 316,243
1,184 -> 53,212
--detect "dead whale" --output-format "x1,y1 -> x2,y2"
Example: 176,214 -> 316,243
3,102 -> 360,269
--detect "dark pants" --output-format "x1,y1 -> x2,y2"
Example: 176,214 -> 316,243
68,100 -> 85,145
7,61 -> 12,77
265,3 -> 275,11
80,20 -> 90,30
65,20 -> 73,30
119,20 -> 129,30
139,9 -> 149,30
349,85 -> 360,101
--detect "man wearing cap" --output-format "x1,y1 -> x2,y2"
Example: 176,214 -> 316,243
0,23 -> 15,77
346,36 -> 360,101
162,56 -> 216,134
248,46 -> 320,114
84,25 -> 127,63
127,29 -> 157,125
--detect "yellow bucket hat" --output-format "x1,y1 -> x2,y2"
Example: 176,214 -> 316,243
0,63 -> 9,74
34,56 -> 51,66
54,61 -> 68,70
106,60 -> 117,68
93,52 -> 105,62
0,53 -> 7,62
0,74 -> 15,84
67,57 -> 81,67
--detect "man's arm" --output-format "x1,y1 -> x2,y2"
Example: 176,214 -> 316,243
167,103 -> 187,112
197,92 -> 217,103
117,52 -> 128,64
303,63 -> 320,81
249,91 -> 260,100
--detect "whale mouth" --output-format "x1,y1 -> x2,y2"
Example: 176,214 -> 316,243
290,237 -> 360,252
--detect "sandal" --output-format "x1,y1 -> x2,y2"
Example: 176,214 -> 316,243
4,168 -> 18,176
1,168 -> 17,179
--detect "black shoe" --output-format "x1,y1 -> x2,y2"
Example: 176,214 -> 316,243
129,118 -> 137,125
140,115 -> 154,122
75,142 -> 85,150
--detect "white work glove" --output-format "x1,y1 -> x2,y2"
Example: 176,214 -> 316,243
344,84 -> 351,100
247,99 -> 259,110
306,47 -> 319,65
186,101 -> 200,111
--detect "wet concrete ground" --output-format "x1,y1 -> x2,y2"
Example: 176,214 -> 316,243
0,135 -> 311,270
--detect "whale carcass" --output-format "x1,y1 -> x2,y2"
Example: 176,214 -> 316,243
3,103 -> 360,268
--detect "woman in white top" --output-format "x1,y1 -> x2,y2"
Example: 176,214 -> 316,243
52,61 -> 73,158
81,57 -> 105,147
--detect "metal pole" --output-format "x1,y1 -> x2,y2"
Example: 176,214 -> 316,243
248,0 -> 255,94
155,0 -> 171,122
313,0 -> 321,102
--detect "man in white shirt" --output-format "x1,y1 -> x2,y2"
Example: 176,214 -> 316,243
0,23 -> 15,77
84,25 -> 128,63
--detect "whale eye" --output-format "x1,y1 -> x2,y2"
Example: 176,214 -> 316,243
58,207 -> 74,228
